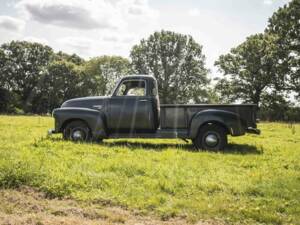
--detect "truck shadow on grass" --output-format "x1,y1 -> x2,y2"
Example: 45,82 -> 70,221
46,137 -> 262,155
102,141 -> 263,155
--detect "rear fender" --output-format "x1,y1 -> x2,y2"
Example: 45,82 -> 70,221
53,107 -> 107,138
189,109 -> 246,139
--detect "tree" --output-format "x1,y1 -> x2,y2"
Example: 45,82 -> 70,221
0,88 -> 12,113
215,33 -> 281,105
130,30 -> 209,104
55,51 -> 85,65
31,60 -> 86,113
0,41 -> 54,111
0,49 -> 6,88
267,0 -> 300,99
83,56 -> 131,96
259,91 -> 291,121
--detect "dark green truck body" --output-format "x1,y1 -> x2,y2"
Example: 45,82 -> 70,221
50,75 -> 260,150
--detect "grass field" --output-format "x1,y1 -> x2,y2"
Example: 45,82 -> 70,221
0,116 -> 299,224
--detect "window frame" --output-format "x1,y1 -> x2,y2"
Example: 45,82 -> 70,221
112,79 -> 148,97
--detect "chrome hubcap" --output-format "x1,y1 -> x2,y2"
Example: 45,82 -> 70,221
72,130 -> 84,140
205,134 -> 218,147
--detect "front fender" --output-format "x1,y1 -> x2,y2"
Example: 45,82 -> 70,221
189,109 -> 246,139
52,107 -> 107,138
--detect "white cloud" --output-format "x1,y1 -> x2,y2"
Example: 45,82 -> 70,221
58,36 -> 93,51
102,32 -> 135,44
17,0 -> 158,31
119,0 -> 158,17
188,8 -> 201,17
121,36 -> 135,43
6,0 -> 158,59
263,0 -> 273,5
22,36 -> 49,45
55,32 -> 137,58
4,0 -> 158,59
0,16 -> 25,32
18,0 -> 124,30
103,35 -> 119,43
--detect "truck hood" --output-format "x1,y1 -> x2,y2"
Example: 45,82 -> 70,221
61,96 -> 108,110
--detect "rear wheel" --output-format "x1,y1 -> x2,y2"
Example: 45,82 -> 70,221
63,120 -> 92,142
193,124 -> 227,150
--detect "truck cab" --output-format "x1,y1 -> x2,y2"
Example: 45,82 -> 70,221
50,75 -> 260,150
107,75 -> 160,132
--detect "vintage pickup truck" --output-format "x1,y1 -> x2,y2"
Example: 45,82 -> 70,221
49,75 -> 260,150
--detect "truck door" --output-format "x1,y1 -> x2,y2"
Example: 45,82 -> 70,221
107,79 -> 154,132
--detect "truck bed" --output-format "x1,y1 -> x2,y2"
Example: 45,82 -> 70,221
160,104 -> 257,129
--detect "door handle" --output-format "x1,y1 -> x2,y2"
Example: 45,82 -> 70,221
139,99 -> 148,102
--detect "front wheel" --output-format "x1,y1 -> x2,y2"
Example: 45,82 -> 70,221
63,120 -> 92,142
193,124 -> 228,150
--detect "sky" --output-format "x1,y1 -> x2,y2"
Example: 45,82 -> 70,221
0,0 -> 291,76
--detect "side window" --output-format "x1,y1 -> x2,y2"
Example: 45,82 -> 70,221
116,80 -> 146,96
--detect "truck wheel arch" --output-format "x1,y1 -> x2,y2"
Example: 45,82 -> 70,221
198,121 -> 230,136
53,108 -> 108,140
189,109 -> 246,139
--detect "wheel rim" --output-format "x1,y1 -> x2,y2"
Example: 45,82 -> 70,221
71,128 -> 86,141
204,133 -> 219,147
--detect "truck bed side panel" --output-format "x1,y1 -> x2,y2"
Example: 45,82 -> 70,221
160,104 -> 257,129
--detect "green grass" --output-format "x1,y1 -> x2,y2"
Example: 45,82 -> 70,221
0,116 -> 299,224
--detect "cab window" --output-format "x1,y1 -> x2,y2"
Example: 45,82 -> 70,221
116,80 -> 146,96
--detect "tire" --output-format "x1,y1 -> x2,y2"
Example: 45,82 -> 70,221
92,137 -> 103,143
63,120 -> 92,142
193,124 -> 228,150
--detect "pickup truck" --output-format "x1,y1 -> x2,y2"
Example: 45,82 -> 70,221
49,75 -> 260,150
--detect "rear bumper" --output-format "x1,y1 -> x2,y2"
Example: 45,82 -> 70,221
246,127 -> 261,135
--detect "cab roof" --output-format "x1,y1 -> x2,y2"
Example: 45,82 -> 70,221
121,75 -> 156,81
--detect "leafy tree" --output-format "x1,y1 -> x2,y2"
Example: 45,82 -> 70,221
0,41 -> 54,111
55,51 -> 85,65
0,49 -> 5,88
267,0 -> 300,99
130,30 -> 209,104
0,88 -> 11,113
213,79 -> 235,104
31,60 -> 86,113
285,106 -> 300,122
215,33 -> 281,105
259,92 -> 291,121
83,56 -> 131,96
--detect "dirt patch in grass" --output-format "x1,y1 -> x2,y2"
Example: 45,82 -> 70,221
0,187 -> 225,225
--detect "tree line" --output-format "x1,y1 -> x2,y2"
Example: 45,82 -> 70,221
0,0 -> 299,121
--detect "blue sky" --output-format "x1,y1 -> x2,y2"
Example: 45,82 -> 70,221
0,0 -> 290,75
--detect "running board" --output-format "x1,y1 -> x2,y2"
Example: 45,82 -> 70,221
108,129 -> 189,139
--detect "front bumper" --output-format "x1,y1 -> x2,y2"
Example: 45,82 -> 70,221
48,129 -> 59,135
246,127 -> 261,135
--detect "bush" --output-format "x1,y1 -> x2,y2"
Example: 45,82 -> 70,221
0,160 -> 42,188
